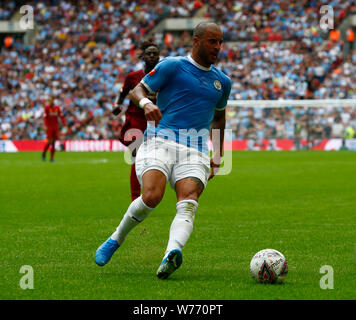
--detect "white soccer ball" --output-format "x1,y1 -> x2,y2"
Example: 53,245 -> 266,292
250,249 -> 288,284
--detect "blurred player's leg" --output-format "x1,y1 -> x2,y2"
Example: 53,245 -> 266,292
42,134 -> 54,161
50,141 -> 56,162
49,130 -> 59,162
42,143 -> 50,161
130,164 -> 141,201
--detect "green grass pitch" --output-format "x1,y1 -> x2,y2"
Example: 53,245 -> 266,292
1,151 -> 356,300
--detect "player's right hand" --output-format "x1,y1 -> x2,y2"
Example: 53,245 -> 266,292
144,102 -> 162,127
112,106 -> 121,116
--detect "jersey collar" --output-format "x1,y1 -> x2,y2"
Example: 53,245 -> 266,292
187,55 -> 212,71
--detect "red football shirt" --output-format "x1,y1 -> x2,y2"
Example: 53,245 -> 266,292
119,69 -> 156,146
121,69 -> 156,118
44,105 -> 66,128
121,70 -> 145,118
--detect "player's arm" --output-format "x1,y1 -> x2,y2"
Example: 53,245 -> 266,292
43,107 -> 49,127
59,108 -> 67,126
129,83 -> 162,124
112,75 -> 132,116
112,90 -> 128,116
209,108 -> 226,180
209,76 -> 231,180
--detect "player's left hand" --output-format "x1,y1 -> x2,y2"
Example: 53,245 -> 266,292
208,155 -> 221,180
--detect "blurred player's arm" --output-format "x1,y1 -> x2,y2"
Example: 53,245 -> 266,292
43,106 -> 49,127
58,107 -> 69,138
59,107 -> 67,127
209,108 -> 226,180
112,89 -> 127,116
129,83 -> 161,124
112,75 -> 132,116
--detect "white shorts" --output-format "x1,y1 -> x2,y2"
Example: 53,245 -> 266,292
135,137 -> 210,189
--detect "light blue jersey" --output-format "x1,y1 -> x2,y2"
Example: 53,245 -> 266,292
141,55 -> 231,154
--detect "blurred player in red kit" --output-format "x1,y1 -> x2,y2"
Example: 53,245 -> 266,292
112,41 -> 160,201
42,97 -> 67,162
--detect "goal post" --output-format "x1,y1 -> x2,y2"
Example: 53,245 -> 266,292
225,99 -> 356,151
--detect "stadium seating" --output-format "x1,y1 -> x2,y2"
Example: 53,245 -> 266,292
0,0 -> 355,141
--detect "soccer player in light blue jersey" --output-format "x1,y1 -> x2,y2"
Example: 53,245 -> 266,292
95,22 -> 231,279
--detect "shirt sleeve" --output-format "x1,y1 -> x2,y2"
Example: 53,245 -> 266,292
141,58 -> 178,93
215,76 -> 231,111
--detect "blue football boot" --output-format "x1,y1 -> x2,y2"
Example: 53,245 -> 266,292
95,237 -> 119,266
156,249 -> 183,279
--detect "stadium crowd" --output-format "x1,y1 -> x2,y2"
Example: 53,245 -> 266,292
0,1 -> 17,20
204,0 -> 353,41
0,0 -> 356,141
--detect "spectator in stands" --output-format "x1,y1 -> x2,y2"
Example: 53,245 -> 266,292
345,27 -> 355,57
344,125 -> 355,139
329,29 -> 341,43
331,117 -> 345,138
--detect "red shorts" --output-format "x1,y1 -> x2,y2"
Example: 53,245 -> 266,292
119,116 -> 147,147
46,127 -> 59,139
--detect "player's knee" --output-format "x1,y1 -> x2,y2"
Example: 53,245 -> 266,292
141,170 -> 166,208
141,189 -> 164,208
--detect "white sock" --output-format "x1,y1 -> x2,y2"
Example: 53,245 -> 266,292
111,196 -> 153,245
164,199 -> 198,258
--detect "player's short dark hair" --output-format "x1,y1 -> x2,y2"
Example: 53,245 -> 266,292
193,22 -> 219,38
137,40 -> 159,60
139,40 -> 159,53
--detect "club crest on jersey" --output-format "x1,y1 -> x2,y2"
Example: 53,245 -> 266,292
148,69 -> 156,76
214,80 -> 222,91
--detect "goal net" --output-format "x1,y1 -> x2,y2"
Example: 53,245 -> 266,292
225,99 -> 356,151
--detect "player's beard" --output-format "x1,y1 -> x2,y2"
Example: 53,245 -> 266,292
198,44 -> 216,67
